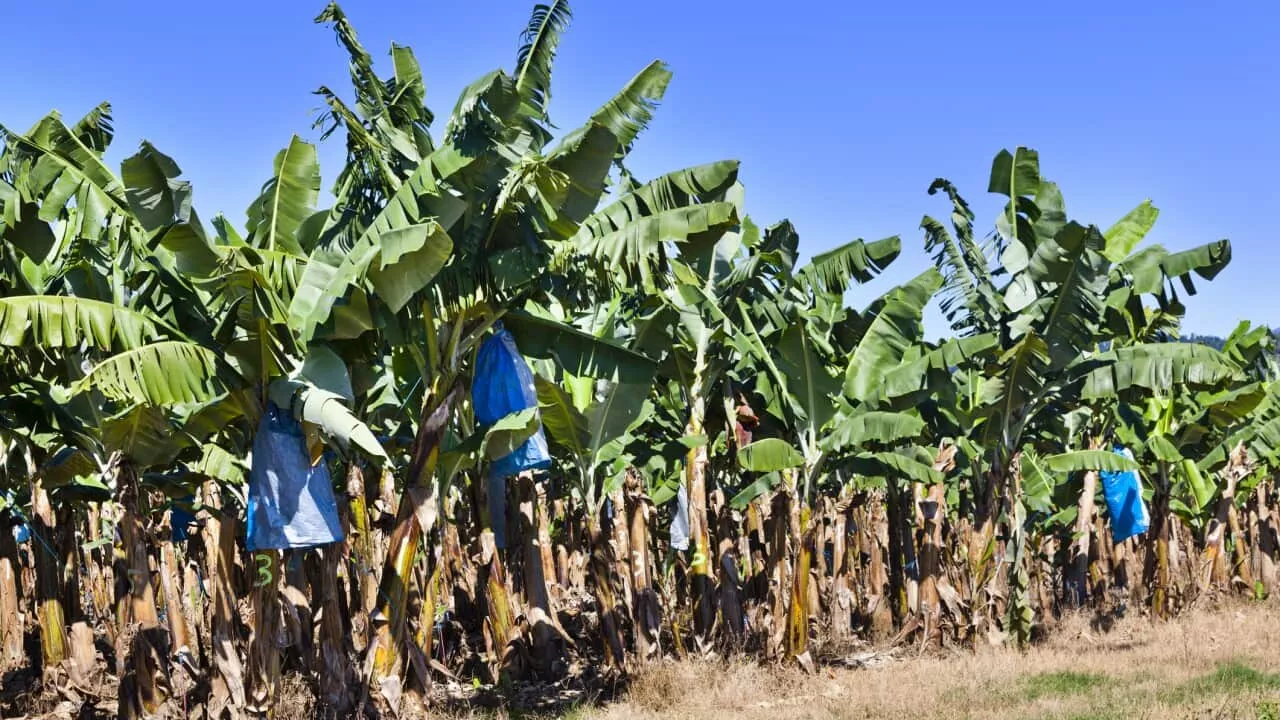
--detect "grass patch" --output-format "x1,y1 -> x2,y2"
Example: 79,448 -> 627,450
1159,660 -> 1280,709
1059,713 -> 1123,720
1020,670 -> 1109,701
1180,661 -> 1280,696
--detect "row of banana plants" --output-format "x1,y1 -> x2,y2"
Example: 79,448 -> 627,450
2,1 -> 1278,717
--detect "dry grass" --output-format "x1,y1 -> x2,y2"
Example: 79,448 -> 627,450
274,673 -> 318,720
588,601 -> 1280,720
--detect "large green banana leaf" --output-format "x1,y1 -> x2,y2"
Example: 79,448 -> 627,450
738,438 -> 804,472
79,341 -> 226,406
268,378 -> 388,463
0,296 -> 168,349
844,268 -> 941,401
1081,343 -> 1239,398
244,136 -> 321,256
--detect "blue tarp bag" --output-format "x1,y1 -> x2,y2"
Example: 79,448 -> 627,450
669,484 -> 690,551
246,404 -> 344,551
472,324 -> 551,548
1100,445 -> 1150,543
170,495 -> 197,542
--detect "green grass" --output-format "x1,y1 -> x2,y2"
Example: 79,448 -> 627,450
1181,661 -> 1280,694
1019,671 -> 1109,701
1159,660 -> 1280,711
1022,663 -> 1280,720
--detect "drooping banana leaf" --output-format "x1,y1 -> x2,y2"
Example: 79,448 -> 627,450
504,310 -> 657,386
819,410 -> 924,452
1081,342 -> 1239,399
798,235 -> 900,294
844,268 -> 942,401
0,296 -> 168,349
1042,449 -> 1138,473
268,378 -> 388,462
737,438 -> 804,473
79,341 -> 226,406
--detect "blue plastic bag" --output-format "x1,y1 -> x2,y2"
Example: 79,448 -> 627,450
472,324 -> 551,548
170,494 -> 197,542
246,404 -> 344,551
669,484 -> 690,551
1100,445 -> 1150,543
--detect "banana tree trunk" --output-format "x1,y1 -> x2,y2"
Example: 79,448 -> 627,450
115,460 -> 169,718
867,500 -> 894,640
587,515 -> 627,669
1228,501 -> 1254,592
967,468 -> 1001,635
1034,535 -> 1056,630
408,560 -> 440,694
786,518 -> 815,671
918,482 -> 945,647
58,509 -> 94,690
1066,439 -> 1102,607
55,504 -> 82,628
282,551 -> 314,672
767,488 -> 792,657
317,543 -> 355,714
1143,463 -> 1173,618
1202,444 -> 1249,593
0,516 -> 24,671
369,386 -> 456,686
31,478 -> 68,673
117,462 -> 159,633
717,534 -> 745,644
885,478 -> 909,626
684,417 -> 715,648
343,464 -> 374,653
159,513 -> 194,662
1255,478 -> 1278,597
85,503 -> 116,643
202,482 -> 246,719
608,486 -> 636,624
1092,513 -> 1112,608
517,472 -> 564,671
119,627 -> 173,719
625,472 -> 661,661
537,482 -> 559,604
158,518 -> 196,704
828,493 -> 853,641
247,549 -> 283,716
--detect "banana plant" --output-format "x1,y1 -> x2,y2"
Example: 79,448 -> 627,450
282,0 -> 735,691
913,147 -> 1240,642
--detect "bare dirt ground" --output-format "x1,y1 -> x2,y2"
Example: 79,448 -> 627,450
576,602 -> 1280,720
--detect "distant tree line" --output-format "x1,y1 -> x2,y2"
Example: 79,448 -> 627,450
1185,329 -> 1280,354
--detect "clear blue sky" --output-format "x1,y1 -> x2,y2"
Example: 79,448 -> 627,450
6,0 -> 1277,336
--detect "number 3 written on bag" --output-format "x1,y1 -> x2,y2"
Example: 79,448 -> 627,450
254,552 -> 274,588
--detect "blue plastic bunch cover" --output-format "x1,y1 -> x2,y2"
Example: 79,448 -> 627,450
472,324 -> 551,548
246,404 -> 344,551
669,484 -> 690,551
1100,445 -> 1150,543
170,495 -> 197,542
